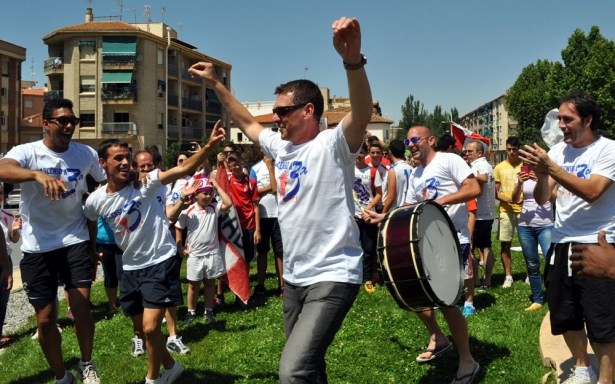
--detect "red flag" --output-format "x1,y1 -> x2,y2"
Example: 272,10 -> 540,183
450,122 -> 490,153
216,162 -> 251,304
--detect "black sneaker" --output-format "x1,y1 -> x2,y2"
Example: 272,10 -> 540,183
235,297 -> 249,310
205,311 -> 216,324
252,284 -> 266,296
183,312 -> 196,326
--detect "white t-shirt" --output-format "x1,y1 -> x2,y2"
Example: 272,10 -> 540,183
371,163 -> 387,209
0,209 -> 15,256
383,160 -> 413,210
259,122 -> 362,286
249,160 -> 278,218
84,170 -> 175,270
5,141 -> 106,252
175,201 -> 222,257
548,136 -> 615,243
470,156 -> 495,220
165,175 -> 192,206
406,152 -> 473,244
353,165 -> 382,216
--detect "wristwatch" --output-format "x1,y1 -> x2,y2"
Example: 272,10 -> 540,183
343,54 -> 367,70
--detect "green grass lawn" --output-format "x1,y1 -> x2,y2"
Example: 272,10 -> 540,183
0,233 -> 555,383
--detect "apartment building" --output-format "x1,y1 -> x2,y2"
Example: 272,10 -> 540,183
20,88 -> 45,143
42,8 -> 231,153
0,40 -> 26,154
459,94 -> 517,157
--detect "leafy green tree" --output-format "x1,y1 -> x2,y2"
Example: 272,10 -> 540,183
397,95 -> 429,139
163,142 -> 181,169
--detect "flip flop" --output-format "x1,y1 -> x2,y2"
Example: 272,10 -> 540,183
416,341 -> 453,363
450,362 -> 480,384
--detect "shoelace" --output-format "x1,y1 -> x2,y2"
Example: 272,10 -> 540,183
134,338 -> 144,350
82,365 -> 98,379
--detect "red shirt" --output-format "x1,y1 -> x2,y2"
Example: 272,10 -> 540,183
229,175 -> 259,230
365,157 -> 391,168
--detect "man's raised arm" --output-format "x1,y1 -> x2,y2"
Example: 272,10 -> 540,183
188,63 -> 263,144
332,17 -> 373,153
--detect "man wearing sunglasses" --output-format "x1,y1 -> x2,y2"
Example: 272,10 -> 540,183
189,16 -> 372,383
0,98 -> 107,384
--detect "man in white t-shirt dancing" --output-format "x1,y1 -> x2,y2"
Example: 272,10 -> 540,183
84,125 -> 224,384
0,98 -> 106,384
188,16 -> 372,383
521,91 -> 615,384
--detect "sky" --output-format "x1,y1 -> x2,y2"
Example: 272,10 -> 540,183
2,0 -> 615,124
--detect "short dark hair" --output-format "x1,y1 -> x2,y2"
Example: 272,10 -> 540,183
43,98 -> 74,120
369,141 -> 382,150
275,79 -> 324,122
389,139 -> 405,159
367,136 -> 380,145
222,141 -> 237,151
145,144 -> 159,153
132,150 -> 153,168
227,153 -> 241,164
560,91 -> 601,131
506,136 -> 521,147
98,139 -> 129,159
435,133 -> 456,152
148,148 -> 163,167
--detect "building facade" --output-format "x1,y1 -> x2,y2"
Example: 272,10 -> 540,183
42,8 -> 231,154
20,88 -> 45,143
459,94 -> 517,160
0,40 -> 26,154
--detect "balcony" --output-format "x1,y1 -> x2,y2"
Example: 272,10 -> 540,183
168,63 -> 178,77
182,97 -> 202,112
168,125 -> 179,138
102,56 -> 136,70
181,68 -> 202,84
101,87 -> 135,103
206,101 -> 222,115
168,94 -> 179,107
44,90 -> 64,101
182,126 -> 203,140
102,122 -> 137,136
44,57 -> 63,75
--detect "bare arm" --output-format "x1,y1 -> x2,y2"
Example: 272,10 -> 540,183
0,158 -> 68,200
382,168 -> 397,214
0,229 -> 11,291
188,64 -> 263,143
434,176 -> 481,206
175,227 -> 189,257
158,122 -> 225,185
365,186 -> 382,211
253,202 -> 261,244
210,179 -> 232,212
87,219 -> 102,264
332,17 -> 373,152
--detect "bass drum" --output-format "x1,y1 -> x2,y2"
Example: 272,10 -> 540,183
377,201 -> 463,311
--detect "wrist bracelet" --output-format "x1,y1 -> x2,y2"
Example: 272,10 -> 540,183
343,54 -> 367,70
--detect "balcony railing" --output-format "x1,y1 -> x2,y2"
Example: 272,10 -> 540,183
44,58 -> 63,75
168,125 -> 179,138
181,68 -> 202,84
44,90 -> 64,101
168,94 -> 179,107
102,122 -> 137,136
182,97 -> 202,111
168,64 -> 178,77
182,126 -> 203,140
102,57 -> 136,69
206,101 -> 222,115
101,88 -> 135,101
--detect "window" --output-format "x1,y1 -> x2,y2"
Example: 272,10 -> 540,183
79,44 -> 96,60
157,49 -> 163,65
1,88 -> 7,96
158,113 -> 163,129
114,112 -> 129,123
80,76 -> 95,93
80,112 -> 95,127
237,132 -> 243,142
1,62 -> 7,77
24,100 -> 34,109
0,110 -> 5,127
157,80 -> 165,98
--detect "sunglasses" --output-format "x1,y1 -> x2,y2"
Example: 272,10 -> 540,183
404,136 -> 429,146
48,116 -> 80,126
223,150 -> 233,154
272,104 -> 307,117
137,163 -> 155,171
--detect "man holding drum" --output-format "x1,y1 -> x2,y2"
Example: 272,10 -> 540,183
364,126 -> 481,384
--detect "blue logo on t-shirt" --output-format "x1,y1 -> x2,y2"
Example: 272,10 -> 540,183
118,199 -> 142,232
276,160 -> 308,202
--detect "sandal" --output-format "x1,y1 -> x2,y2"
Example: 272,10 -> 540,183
416,341 -> 453,363
450,362 -> 480,384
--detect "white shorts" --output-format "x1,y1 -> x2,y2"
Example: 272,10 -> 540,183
186,253 -> 225,281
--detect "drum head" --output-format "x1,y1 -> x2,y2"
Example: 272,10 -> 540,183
415,203 -> 463,307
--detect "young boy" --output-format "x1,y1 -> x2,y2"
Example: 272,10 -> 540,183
176,177 -> 232,325
84,123 -> 225,384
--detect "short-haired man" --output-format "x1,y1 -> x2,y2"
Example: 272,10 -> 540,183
382,139 -> 412,212
0,98 -> 106,384
435,132 -> 457,153
84,126 -> 224,384
493,136 -> 523,287
465,141 -> 496,291
189,17 -> 372,382
364,126 -> 481,383
520,91 -> 615,384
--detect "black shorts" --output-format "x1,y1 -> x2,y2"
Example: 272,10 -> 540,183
547,242 -> 615,343
119,256 -> 184,317
97,243 -> 123,289
242,228 -> 256,263
473,220 -> 493,249
256,218 -> 284,254
21,242 -> 92,307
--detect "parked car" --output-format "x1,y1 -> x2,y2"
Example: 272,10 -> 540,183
6,189 -> 20,208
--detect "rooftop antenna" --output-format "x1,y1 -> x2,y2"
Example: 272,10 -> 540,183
304,66 -> 308,79
128,7 -> 137,23
177,22 -> 184,40
30,57 -> 35,82
160,7 -> 166,23
114,0 -> 123,20
86,0 -> 94,7
144,5 -> 151,23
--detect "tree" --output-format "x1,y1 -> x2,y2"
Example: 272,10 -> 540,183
397,94 -> 428,139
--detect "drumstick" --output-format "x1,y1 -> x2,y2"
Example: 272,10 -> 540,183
352,191 -> 364,212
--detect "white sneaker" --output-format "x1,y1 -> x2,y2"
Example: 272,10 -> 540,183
131,336 -> 146,357
161,361 -> 184,384
166,336 -> 191,355
77,362 -> 101,384
561,368 -> 597,384
32,324 -> 63,340
502,276 -> 514,288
